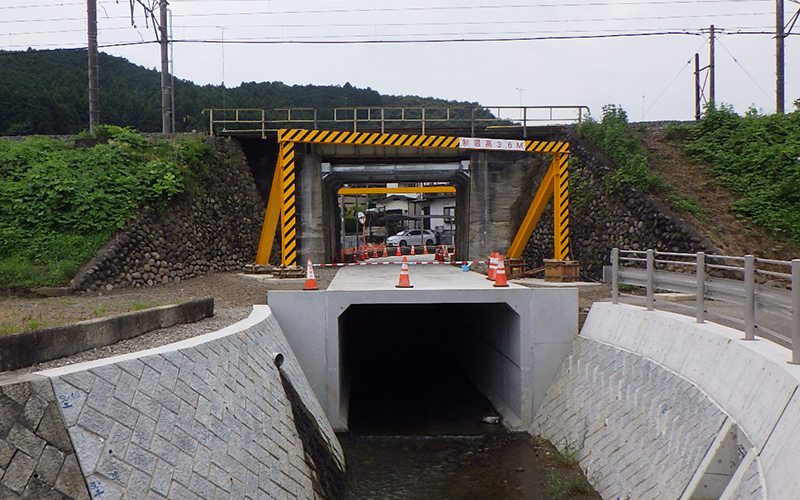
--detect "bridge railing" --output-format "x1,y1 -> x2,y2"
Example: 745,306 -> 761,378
202,105 -> 590,138
607,248 -> 800,363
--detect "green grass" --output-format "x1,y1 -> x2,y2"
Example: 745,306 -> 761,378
545,469 -> 596,499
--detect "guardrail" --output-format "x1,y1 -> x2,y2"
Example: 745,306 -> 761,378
608,248 -> 800,363
202,105 -> 590,138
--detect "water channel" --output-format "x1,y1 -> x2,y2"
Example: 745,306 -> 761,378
335,315 -> 597,499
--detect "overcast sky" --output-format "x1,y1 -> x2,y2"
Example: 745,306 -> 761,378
3,0 -> 799,122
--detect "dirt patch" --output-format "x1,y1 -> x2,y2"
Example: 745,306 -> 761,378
638,128 -> 800,259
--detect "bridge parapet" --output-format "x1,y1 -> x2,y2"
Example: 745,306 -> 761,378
203,105 -> 589,138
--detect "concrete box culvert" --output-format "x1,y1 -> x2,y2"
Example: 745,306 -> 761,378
268,287 -> 579,432
338,303 -> 522,434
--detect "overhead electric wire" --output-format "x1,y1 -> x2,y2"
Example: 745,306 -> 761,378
643,40 -> 707,116
716,38 -> 774,104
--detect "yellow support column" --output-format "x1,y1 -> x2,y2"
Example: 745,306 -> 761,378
552,153 -> 571,260
254,156 -> 284,265
506,165 -> 555,259
279,137 -> 298,267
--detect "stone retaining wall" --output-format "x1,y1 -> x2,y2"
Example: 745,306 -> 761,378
0,306 -> 344,499
532,302 -> 800,499
521,129 -> 718,276
70,138 -> 264,292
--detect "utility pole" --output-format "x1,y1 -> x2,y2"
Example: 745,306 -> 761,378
695,53 -> 701,120
777,0 -> 785,114
159,0 -> 172,134
87,0 -> 99,133
709,25 -> 716,107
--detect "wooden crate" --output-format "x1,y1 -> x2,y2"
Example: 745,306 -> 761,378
543,259 -> 580,282
506,258 -> 526,279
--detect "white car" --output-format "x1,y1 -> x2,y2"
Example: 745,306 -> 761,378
386,229 -> 437,247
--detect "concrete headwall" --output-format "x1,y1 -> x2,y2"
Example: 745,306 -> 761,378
0,306 -> 344,499
534,302 -> 800,499
269,287 -> 578,432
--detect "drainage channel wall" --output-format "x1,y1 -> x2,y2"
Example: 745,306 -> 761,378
0,306 -> 344,499
533,302 -> 800,500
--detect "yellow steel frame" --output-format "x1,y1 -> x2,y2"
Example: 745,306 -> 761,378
339,186 -> 456,195
255,128 -> 570,266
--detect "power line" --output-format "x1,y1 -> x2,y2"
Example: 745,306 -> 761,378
716,38 -> 775,104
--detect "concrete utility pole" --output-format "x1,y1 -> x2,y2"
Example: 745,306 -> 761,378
695,53 -> 701,120
87,0 -> 99,133
709,25 -> 716,106
777,0 -> 786,114
159,0 -> 172,133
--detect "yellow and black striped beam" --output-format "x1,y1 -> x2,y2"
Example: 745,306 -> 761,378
525,140 -> 570,154
279,128 -> 463,149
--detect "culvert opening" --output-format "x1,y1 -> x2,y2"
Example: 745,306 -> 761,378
339,303 -> 520,436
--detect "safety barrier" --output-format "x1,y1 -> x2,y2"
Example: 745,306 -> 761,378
313,260 -> 485,267
608,248 -> 800,363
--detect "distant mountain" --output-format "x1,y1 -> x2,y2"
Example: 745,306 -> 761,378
0,49 -> 482,136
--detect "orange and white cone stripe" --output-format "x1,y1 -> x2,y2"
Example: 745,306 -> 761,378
494,256 -> 509,287
304,259 -> 318,290
395,256 -> 413,288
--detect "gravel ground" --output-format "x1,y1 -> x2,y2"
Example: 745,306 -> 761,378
0,268 -> 340,377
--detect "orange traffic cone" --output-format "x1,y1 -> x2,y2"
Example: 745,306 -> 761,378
382,246 -> 388,258
443,246 -> 449,260
494,256 -> 509,287
396,246 -> 402,257
373,248 -> 379,259
304,259 -> 318,290
423,245 -> 429,255
435,246 -> 443,262
395,256 -> 413,288
410,245 -> 416,256
487,253 -> 497,280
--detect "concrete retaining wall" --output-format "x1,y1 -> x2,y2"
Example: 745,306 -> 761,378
0,298 -> 214,372
534,302 -> 800,499
0,306 -> 344,499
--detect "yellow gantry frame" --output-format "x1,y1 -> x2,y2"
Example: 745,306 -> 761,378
255,128 -> 570,266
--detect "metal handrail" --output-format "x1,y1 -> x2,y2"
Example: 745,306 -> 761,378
202,105 -> 590,138
609,248 -> 800,364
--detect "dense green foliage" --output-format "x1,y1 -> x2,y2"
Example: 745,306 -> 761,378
0,126 -> 215,287
0,49 -> 486,136
685,105 -> 800,241
578,105 -> 666,193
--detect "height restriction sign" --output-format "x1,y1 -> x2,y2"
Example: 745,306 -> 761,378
458,137 -> 526,151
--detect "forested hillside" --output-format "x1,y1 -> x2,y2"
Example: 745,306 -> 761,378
0,48 -> 481,136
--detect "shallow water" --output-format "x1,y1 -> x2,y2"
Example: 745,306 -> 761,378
339,433 -> 549,500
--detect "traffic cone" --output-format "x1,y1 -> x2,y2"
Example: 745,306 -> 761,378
382,246 -> 388,258
487,253 -> 497,280
423,245 -> 429,255
494,256 -> 509,287
443,246 -> 449,260
435,246 -> 444,262
395,256 -> 413,288
373,248 -> 379,259
410,245 -> 416,256
396,246 -> 402,257
304,259 -> 318,290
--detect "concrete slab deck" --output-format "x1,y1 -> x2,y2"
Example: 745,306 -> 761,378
328,255 -> 524,291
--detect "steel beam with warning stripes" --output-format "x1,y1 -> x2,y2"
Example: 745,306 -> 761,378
255,128 -> 571,267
